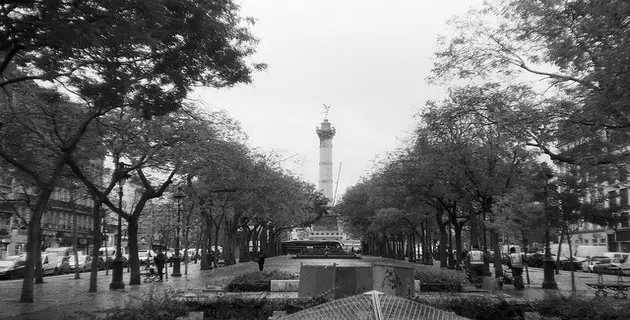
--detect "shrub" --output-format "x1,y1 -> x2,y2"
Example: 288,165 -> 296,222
226,270 -> 298,292
101,289 -> 190,320
534,295 -> 630,320
188,296 -> 329,320
422,296 -> 525,320
415,266 -> 466,291
421,294 -> 630,320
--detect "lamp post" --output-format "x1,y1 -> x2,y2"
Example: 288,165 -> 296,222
171,187 -> 185,277
542,170 -> 558,289
110,162 -> 129,290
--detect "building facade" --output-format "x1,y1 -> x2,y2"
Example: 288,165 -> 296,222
0,177 -> 96,258
561,168 -> 630,253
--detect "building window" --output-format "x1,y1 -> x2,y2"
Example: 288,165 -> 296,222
600,238 -> 606,243
621,188 -> 629,207
622,212 -> 630,228
585,239 -> 589,244
609,191 -> 618,207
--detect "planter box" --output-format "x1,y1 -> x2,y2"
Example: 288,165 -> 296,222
298,264 -> 414,299
372,264 -> 415,296
226,281 -> 269,292
270,280 -> 300,292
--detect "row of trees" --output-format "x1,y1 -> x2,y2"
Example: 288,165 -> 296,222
337,0 -> 630,284
0,0 -> 326,303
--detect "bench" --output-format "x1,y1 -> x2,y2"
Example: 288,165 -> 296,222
586,271 -> 629,299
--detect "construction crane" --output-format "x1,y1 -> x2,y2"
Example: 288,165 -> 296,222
332,162 -> 342,206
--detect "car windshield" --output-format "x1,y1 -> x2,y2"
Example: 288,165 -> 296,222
0,260 -> 15,267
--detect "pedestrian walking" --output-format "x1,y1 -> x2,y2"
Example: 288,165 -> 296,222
465,244 -> 487,286
154,250 -> 166,281
507,247 -> 525,289
257,250 -> 266,271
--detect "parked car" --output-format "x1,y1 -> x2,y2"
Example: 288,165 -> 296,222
41,253 -> 61,276
138,250 -> 154,266
560,256 -> 587,271
68,255 -> 92,272
582,255 -> 610,273
592,258 -> 615,274
527,252 -> 565,268
608,261 -> 630,276
600,253 -> 629,275
0,255 -> 27,280
100,255 -> 129,269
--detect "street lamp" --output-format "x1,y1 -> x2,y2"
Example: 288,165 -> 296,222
542,170 -> 558,290
110,162 -> 129,290
171,186 -> 185,277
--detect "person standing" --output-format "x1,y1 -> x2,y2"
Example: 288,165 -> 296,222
257,250 -> 266,271
465,244 -> 487,286
154,250 -> 166,281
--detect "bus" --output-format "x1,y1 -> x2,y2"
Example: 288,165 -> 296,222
280,240 -> 344,255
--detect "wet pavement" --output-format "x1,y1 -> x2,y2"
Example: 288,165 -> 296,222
0,256 -> 622,319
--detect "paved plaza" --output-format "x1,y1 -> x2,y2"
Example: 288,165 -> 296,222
0,255 -> 622,319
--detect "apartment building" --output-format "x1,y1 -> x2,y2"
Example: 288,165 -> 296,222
0,177 -> 96,258
563,169 -> 630,253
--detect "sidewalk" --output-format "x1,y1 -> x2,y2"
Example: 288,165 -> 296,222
0,256 -> 616,319
0,261 -> 255,320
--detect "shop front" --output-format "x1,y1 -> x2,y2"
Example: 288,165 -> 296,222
612,229 -> 630,252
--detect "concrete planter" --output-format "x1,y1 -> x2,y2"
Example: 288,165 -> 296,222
270,280 -> 300,292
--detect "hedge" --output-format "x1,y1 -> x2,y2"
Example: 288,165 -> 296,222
415,266 -> 467,292
67,291 -> 630,320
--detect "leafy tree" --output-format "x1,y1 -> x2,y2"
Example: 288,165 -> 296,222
2,0 -> 263,303
430,0 -> 630,166
418,83 -> 539,275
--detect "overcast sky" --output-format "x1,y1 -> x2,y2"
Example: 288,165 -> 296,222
194,0 -> 484,201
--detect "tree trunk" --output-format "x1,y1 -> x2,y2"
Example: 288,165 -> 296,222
420,223 -> 427,263
407,231 -> 414,262
20,187 -> 53,303
439,226 -> 447,268
89,200 -> 102,292
183,222 -> 189,275
567,231 -> 576,292
252,228 -> 259,255
260,225 -> 269,254
73,212 -> 80,279
469,208 -> 479,248
239,228 -> 250,262
199,219 -> 211,270
127,217 -> 141,285
555,231 -> 564,275
435,208 -> 448,268
223,220 -> 237,266
482,211 -> 488,250
268,231 -> 278,257
194,225 -> 201,264
212,220 -> 221,268
34,230 -> 43,284
455,223 -> 463,269
490,229 -> 503,278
